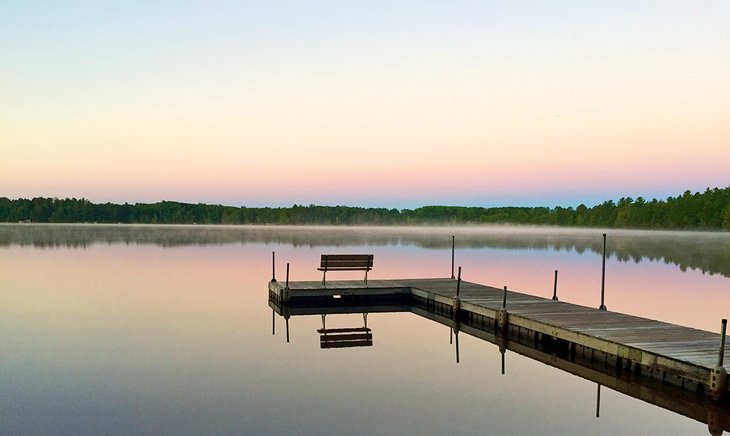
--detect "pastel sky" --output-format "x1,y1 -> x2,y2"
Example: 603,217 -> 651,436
1,1 -> 728,208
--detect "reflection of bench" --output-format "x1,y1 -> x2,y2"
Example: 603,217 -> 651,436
318,254 -> 374,285
318,314 -> 372,349
318,327 -> 373,349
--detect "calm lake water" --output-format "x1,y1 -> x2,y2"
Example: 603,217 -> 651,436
2,224 -> 729,435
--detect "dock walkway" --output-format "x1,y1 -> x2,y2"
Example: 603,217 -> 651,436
269,277 -> 729,397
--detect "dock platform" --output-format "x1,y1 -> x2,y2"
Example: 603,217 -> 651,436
269,277 -> 730,399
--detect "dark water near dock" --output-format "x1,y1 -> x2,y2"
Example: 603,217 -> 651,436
2,224 -> 729,435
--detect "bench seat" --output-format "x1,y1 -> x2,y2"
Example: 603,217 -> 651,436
318,254 -> 373,285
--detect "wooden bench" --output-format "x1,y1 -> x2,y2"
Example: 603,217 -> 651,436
318,254 -> 374,285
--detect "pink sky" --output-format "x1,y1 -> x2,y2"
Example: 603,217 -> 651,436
1,2 -> 728,208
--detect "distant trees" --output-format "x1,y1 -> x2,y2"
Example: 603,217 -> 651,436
1,186 -> 729,230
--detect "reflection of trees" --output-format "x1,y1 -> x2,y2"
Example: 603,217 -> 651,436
2,224 -> 729,278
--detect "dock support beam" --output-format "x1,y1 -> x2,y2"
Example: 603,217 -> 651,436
709,319 -> 727,400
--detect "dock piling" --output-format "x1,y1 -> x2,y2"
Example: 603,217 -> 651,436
552,269 -> 559,301
599,234 -> 607,311
498,286 -> 509,330
285,315 -> 290,343
709,319 -> 727,400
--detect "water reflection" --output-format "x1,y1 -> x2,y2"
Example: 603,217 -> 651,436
271,296 -> 730,435
319,314 -> 373,349
3,227 -> 725,435
2,223 -> 729,278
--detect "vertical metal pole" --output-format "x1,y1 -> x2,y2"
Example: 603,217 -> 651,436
502,286 -> 507,309
596,384 -> 601,418
456,266 -> 462,297
719,319 -> 727,367
552,269 -> 559,301
272,309 -> 275,335
285,316 -> 290,343
450,326 -> 453,345
451,235 -> 455,279
455,331 -> 460,364
271,251 -> 277,282
285,263 -> 290,290
501,351 -> 505,375
599,233 -> 607,311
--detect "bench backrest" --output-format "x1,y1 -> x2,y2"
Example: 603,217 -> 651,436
320,254 -> 374,270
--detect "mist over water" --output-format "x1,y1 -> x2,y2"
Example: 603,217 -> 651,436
3,223 -> 729,277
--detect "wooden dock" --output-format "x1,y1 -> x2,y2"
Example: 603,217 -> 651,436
269,277 -> 730,399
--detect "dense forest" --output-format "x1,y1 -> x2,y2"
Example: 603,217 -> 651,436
1,187 -> 729,230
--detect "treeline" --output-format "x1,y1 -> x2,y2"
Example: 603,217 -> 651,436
1,186 -> 729,230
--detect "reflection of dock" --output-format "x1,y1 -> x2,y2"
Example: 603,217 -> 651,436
270,279 -> 730,434
412,305 -> 730,435
269,278 -> 730,398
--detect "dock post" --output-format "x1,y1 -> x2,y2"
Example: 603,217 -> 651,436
599,233 -> 607,311
552,269 -> 559,301
455,325 -> 460,364
451,235 -> 455,279
719,319 -> 727,367
498,286 -> 509,330
596,384 -> 601,418
285,263 -> 290,290
272,309 -> 275,335
709,319 -> 727,400
283,263 -> 291,302
285,315 -> 290,343
271,251 -> 277,282
452,267 -> 462,315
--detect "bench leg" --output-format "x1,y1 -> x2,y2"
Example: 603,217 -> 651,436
322,270 -> 326,286
364,270 -> 368,286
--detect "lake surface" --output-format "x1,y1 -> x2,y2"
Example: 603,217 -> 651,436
2,224 -> 729,435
